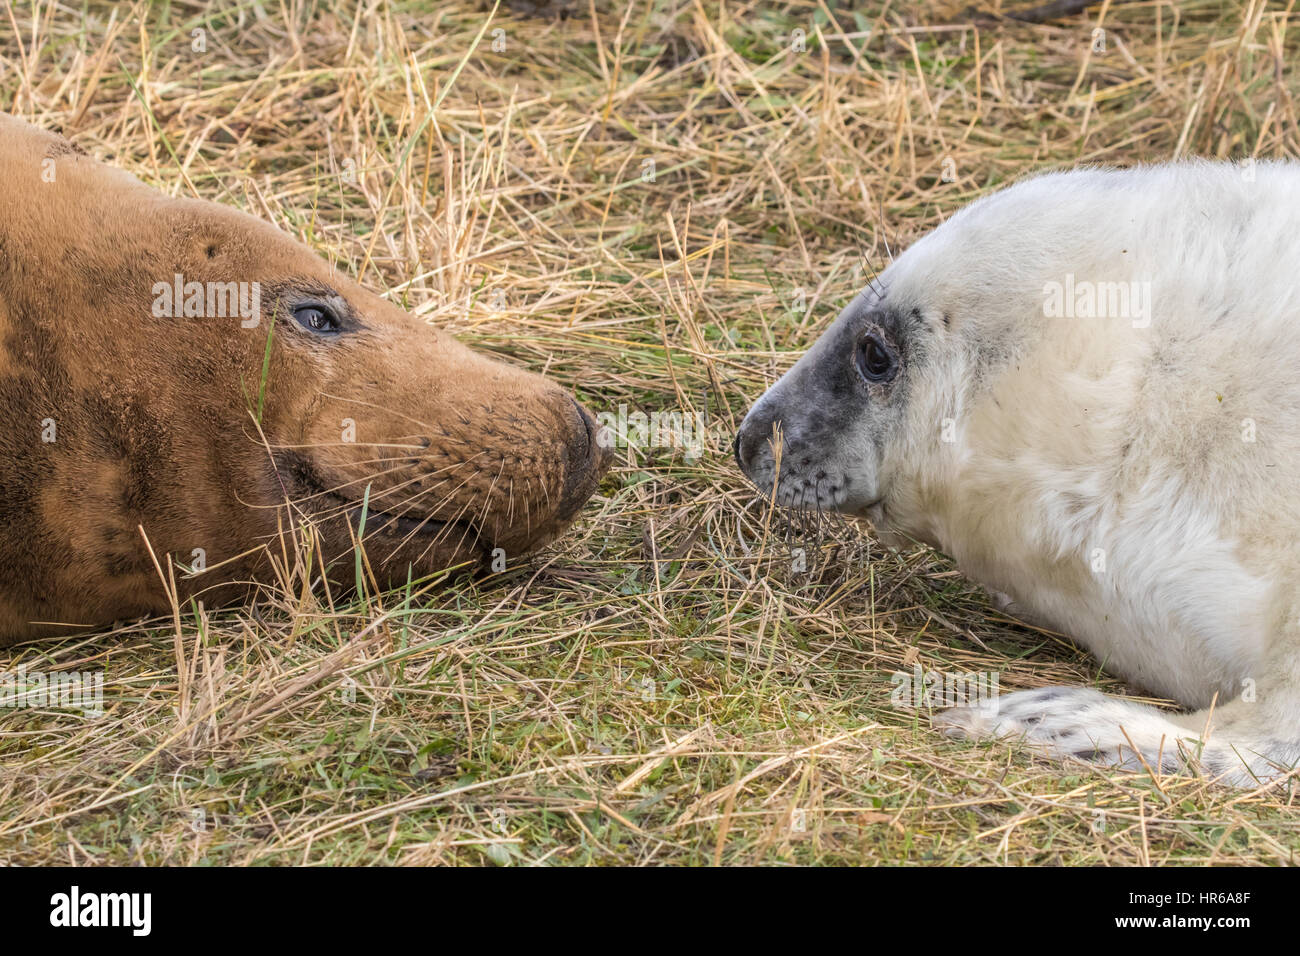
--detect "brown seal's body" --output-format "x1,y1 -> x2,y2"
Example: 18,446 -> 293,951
0,114 -> 608,644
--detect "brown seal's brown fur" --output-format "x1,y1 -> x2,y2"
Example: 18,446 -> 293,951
0,114 -> 610,643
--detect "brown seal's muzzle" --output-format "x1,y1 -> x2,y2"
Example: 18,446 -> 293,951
0,114 -> 610,642
272,295 -> 612,582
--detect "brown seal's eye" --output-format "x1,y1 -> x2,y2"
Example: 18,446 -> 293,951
856,332 -> 898,384
293,303 -> 341,335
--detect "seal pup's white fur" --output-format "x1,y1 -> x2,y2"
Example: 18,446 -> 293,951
735,162 -> 1300,787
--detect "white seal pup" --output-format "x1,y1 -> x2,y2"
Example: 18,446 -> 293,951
735,162 -> 1300,787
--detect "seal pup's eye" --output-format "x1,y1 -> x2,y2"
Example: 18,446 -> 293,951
855,332 -> 899,384
293,303 -> 341,335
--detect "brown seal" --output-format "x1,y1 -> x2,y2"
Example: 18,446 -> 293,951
0,114 -> 610,644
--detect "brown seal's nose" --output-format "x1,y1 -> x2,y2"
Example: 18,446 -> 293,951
557,396 -> 611,521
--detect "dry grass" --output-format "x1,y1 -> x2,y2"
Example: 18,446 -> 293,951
2,0 -> 1299,866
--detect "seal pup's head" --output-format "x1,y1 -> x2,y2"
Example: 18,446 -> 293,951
733,278 -> 941,545
733,230 -> 968,546
733,168 -> 1144,549
0,115 -> 610,641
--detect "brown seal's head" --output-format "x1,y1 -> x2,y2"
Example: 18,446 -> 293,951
0,114 -> 610,642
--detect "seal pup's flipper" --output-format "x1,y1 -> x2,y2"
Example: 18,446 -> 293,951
934,620 -> 1300,787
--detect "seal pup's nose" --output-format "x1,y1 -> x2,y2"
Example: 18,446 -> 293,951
734,411 -> 776,476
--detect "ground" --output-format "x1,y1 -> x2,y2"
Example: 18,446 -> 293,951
1,0 -> 1298,865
